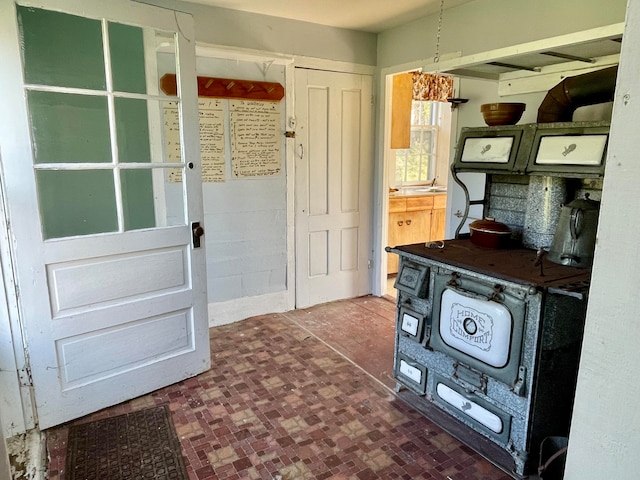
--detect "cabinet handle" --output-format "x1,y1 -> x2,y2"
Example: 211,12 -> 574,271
397,220 -> 403,226
406,219 -> 412,226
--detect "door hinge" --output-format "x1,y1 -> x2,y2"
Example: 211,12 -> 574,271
18,365 -> 33,387
371,95 -> 375,106
368,259 -> 373,269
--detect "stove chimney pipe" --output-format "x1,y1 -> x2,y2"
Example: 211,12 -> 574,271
536,66 -> 618,123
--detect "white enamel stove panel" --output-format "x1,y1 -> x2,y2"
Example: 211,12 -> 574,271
439,289 -> 513,368
399,359 -> 423,384
436,383 -> 503,433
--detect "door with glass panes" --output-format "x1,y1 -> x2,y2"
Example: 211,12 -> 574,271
0,0 -> 209,429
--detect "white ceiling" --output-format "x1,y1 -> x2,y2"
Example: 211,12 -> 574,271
187,0 -> 476,33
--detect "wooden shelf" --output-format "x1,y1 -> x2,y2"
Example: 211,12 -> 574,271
160,73 -> 284,101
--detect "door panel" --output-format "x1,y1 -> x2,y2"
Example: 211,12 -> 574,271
56,309 -> 193,388
0,0 -> 209,428
47,246 -> 187,314
294,68 -> 373,308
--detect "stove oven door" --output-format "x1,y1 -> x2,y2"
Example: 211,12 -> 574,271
429,271 -> 527,388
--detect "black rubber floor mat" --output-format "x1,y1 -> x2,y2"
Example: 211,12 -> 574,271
65,404 -> 188,480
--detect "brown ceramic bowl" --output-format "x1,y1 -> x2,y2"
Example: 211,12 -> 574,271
469,218 -> 512,248
480,102 -> 526,126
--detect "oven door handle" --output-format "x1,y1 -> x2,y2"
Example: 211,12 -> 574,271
444,284 -> 499,304
443,280 -> 524,306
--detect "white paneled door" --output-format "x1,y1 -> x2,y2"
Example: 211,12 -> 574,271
294,68 -> 373,308
0,0 -> 209,428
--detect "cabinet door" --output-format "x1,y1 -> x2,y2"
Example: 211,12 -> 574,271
388,212 -> 406,274
404,210 -> 432,245
430,195 -> 447,240
430,208 -> 446,240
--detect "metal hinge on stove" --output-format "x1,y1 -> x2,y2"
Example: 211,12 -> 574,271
488,284 -> 505,302
512,366 -> 527,396
423,325 -> 432,348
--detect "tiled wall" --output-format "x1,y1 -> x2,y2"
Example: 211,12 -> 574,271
486,174 -> 603,243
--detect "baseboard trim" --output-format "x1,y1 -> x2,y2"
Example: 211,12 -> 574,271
207,291 -> 292,327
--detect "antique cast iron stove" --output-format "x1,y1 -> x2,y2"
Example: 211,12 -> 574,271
388,240 -> 590,477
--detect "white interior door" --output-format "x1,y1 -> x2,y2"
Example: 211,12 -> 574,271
0,0 -> 209,429
294,68 -> 373,308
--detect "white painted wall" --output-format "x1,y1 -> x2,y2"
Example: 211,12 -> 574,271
192,57 -> 288,305
564,1 -> 639,477
142,0 -> 379,325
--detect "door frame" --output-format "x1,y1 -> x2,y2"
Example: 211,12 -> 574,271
376,65 -> 460,297
0,149 -> 34,436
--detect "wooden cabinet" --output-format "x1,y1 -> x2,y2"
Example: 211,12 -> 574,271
390,73 -> 413,149
387,194 -> 447,274
430,194 -> 447,241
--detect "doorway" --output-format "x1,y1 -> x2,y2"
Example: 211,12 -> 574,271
383,72 -> 455,298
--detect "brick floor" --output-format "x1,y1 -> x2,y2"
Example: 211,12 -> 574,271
45,296 -> 513,480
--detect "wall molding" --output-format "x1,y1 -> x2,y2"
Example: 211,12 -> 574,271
207,291 -> 290,327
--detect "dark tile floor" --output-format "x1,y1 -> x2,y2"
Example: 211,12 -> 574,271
46,296 -> 513,480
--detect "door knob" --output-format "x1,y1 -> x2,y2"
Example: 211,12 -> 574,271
192,222 -> 204,248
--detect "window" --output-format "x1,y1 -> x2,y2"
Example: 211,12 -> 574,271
394,100 -> 442,185
18,6 -> 185,239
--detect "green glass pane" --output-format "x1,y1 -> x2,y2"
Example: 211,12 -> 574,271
115,98 -> 151,163
121,169 -> 155,231
18,6 -> 105,89
37,170 -> 117,239
109,22 -> 147,94
28,91 -> 111,164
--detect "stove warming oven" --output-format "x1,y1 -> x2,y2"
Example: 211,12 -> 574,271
388,240 -> 589,477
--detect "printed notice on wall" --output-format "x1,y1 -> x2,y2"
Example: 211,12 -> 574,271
230,100 -> 281,178
163,98 -> 226,182
163,101 -> 182,182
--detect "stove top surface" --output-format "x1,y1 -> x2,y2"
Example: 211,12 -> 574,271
393,239 -> 590,293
